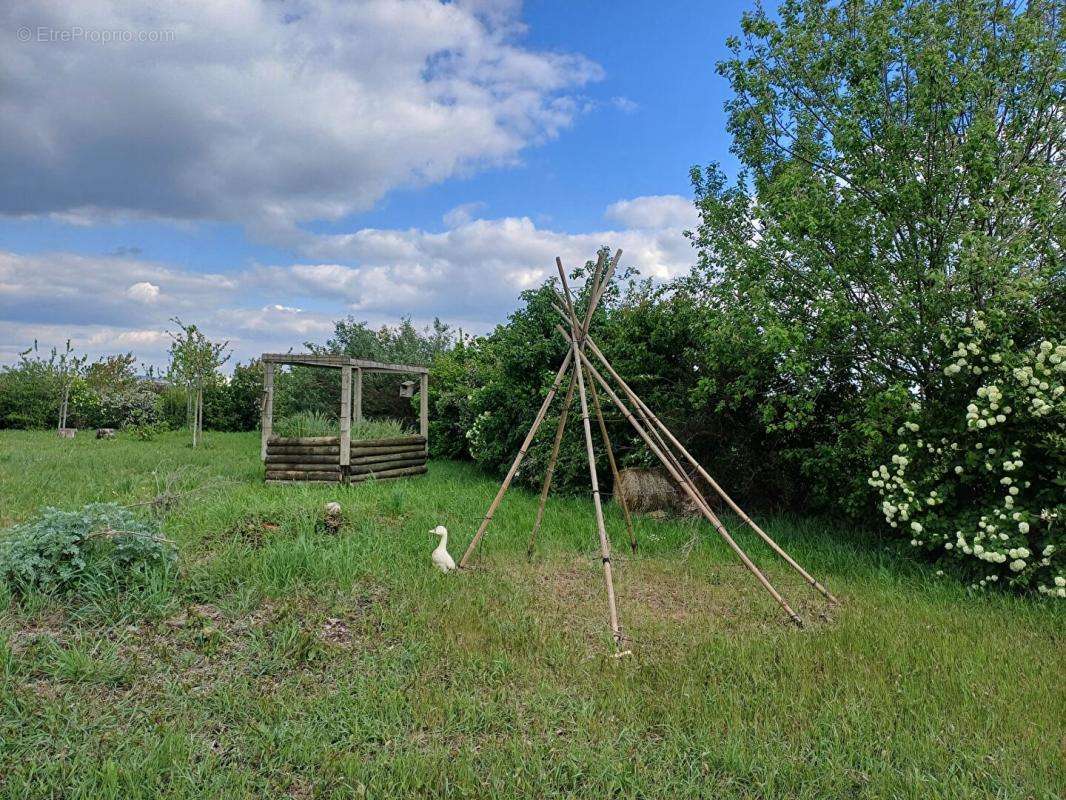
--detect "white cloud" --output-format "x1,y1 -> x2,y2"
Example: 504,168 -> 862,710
604,194 -> 698,230
443,202 -> 489,228
0,1 -> 602,236
85,329 -> 170,349
0,194 -> 696,368
126,282 -> 161,303
259,198 -> 696,316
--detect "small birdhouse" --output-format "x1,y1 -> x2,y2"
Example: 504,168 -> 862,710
398,380 -> 417,398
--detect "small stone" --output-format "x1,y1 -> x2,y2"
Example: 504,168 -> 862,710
324,501 -> 343,533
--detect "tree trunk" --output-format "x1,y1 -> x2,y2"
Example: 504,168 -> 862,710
187,389 -> 195,445
58,384 -> 70,430
197,386 -> 204,445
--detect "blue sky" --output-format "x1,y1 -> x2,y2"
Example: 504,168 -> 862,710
0,0 -> 758,367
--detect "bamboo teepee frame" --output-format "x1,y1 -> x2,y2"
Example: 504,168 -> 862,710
459,251 -> 839,649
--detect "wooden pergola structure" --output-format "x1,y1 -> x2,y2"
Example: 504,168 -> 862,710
459,251 -> 839,651
260,353 -> 429,484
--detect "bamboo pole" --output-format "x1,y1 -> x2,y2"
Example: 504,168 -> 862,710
587,368 -> 637,553
555,253 -> 635,554
457,348 -> 575,568
553,259 -> 623,643
583,335 -> 838,604
525,253 -> 606,557
568,327 -> 623,646
558,326 -> 803,627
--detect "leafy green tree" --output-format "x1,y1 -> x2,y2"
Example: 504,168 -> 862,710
283,317 -> 455,424
166,319 -> 230,447
0,346 -> 59,429
202,360 -> 263,431
0,341 -> 88,431
84,353 -> 138,397
50,341 -> 88,431
689,0 -> 1064,513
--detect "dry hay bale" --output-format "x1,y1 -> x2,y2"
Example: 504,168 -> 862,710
615,467 -> 692,515
57,428 -> 76,439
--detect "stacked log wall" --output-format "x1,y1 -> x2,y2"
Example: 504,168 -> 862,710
264,435 -> 427,484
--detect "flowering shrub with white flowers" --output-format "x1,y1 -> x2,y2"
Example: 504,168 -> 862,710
871,319 -> 1065,597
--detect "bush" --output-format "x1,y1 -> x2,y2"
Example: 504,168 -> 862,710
872,319 -> 1064,596
128,421 -> 169,441
0,358 -> 59,429
158,385 -> 189,429
0,503 -> 177,596
97,384 -> 161,428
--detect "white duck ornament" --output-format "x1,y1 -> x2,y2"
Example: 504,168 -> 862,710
431,525 -> 456,573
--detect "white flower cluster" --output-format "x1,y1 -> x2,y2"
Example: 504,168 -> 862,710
875,323 -> 1063,597
1013,341 -> 1066,417
1037,575 -> 1066,598
965,384 -> 1009,429
465,408 -> 493,458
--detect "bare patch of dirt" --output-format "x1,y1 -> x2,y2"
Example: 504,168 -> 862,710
506,553 -> 838,650
7,609 -> 69,647
320,617 -> 351,645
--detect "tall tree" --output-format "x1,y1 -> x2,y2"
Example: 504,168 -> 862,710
687,0 -> 1064,511
167,319 -> 230,447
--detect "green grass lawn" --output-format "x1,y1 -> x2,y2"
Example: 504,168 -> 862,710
0,430 -> 1062,799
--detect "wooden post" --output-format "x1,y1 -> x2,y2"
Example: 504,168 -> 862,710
560,326 -> 803,627
340,366 -> 352,476
458,349 -> 575,568
261,362 -> 274,461
419,372 -> 429,443
354,367 -> 363,424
